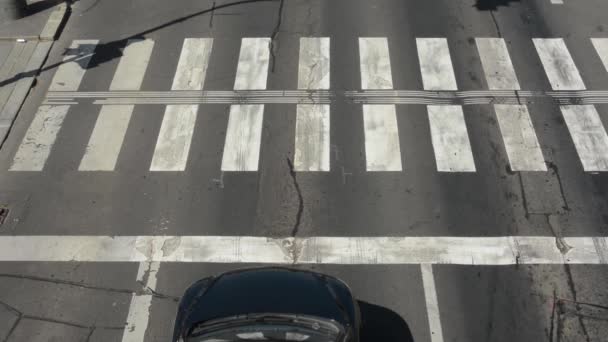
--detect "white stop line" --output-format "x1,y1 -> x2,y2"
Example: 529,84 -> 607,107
0,235 -> 607,265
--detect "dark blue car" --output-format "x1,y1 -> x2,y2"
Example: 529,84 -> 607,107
172,267 -> 361,342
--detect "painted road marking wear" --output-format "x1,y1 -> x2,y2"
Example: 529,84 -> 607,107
79,39 -> 154,171
534,38 -> 608,171
421,264 -> 444,342
10,40 -> 98,171
0,235 -> 607,264
294,37 -> 330,171
150,38 -> 213,171
121,261 -> 159,342
476,38 -> 547,172
8,37 -> 608,174
359,38 -> 402,171
417,38 -> 476,172
220,38 -> 270,172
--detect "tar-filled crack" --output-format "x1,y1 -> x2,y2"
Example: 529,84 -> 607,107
269,0 -> 285,73
545,214 -> 573,255
0,273 -> 178,301
286,157 -> 304,238
0,299 -> 124,342
517,173 -> 530,219
489,10 -> 503,38
546,161 -> 570,212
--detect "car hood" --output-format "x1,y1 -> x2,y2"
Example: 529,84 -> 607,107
173,267 -> 357,340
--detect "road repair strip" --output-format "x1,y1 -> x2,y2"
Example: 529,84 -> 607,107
0,236 -> 606,264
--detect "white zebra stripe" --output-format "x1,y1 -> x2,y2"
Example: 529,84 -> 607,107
533,38 -> 585,90
294,37 -> 331,172
79,39 -> 154,171
221,38 -> 270,171
359,38 -> 402,171
10,40 -> 98,171
476,38 -> 546,171
591,38 -> 608,73
560,105 -> 608,171
150,38 -> 213,171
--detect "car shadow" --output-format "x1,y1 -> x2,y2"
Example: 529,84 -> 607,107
474,0 -> 521,10
357,300 -> 414,342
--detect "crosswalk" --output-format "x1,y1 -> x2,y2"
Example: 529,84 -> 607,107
7,36 -> 608,173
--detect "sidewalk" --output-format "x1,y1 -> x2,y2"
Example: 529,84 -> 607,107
0,0 -> 68,147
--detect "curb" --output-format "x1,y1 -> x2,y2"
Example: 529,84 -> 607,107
0,2 -> 68,148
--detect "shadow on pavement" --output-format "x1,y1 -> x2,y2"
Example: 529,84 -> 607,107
358,300 -> 415,342
474,0 -> 521,11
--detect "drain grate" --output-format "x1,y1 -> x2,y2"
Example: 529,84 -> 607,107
0,207 -> 9,226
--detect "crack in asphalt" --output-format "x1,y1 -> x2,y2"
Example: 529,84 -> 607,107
0,273 -> 179,301
0,299 -> 124,342
269,0 -> 285,73
562,264 -> 592,342
489,10 -> 503,38
286,157 -> 304,238
546,161 -> 570,212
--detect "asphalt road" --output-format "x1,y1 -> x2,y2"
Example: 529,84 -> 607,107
1,0 -> 608,341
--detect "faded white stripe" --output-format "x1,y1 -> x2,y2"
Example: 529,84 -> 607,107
150,39 -> 213,171
428,105 -> 476,172
295,38 -> 330,171
298,37 -> 330,90
121,261 -> 160,342
495,105 -> 547,171
294,105 -> 330,171
79,39 -> 154,171
221,105 -> 264,171
359,38 -> 402,171
10,40 -> 98,171
363,105 -> 402,171
0,236 -> 604,265
533,38 -> 586,90
417,38 -> 458,91
591,38 -> 608,73
10,106 -> 70,171
233,38 -> 270,90
421,264 -> 444,342
476,38 -> 520,90
221,38 -> 270,171
359,38 -> 393,89
561,105 -> 608,171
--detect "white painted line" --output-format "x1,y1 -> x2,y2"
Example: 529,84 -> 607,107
298,37 -> 330,90
421,264 -> 444,342
0,236 -> 604,265
533,38 -> 586,90
591,38 -> 608,73
416,38 -> 458,91
221,38 -> 270,171
359,38 -> 393,89
49,40 -> 99,91
121,261 -> 160,342
233,38 -> 270,90
476,39 -> 545,171
428,105 -> 476,172
294,38 -> 330,172
10,106 -> 70,171
362,105 -> 402,171
10,40 -> 98,171
294,104 -> 330,171
495,105 -> 547,171
551,0 -> 564,4
79,39 -> 154,171
476,38 -> 520,90
359,38 -> 402,171
560,105 -> 608,171
150,38 -> 213,171
221,105 -> 265,171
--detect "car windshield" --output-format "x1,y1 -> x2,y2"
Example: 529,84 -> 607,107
187,316 -> 342,342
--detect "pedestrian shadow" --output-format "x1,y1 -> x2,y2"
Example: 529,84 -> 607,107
474,0 -> 521,11
357,300 -> 415,342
